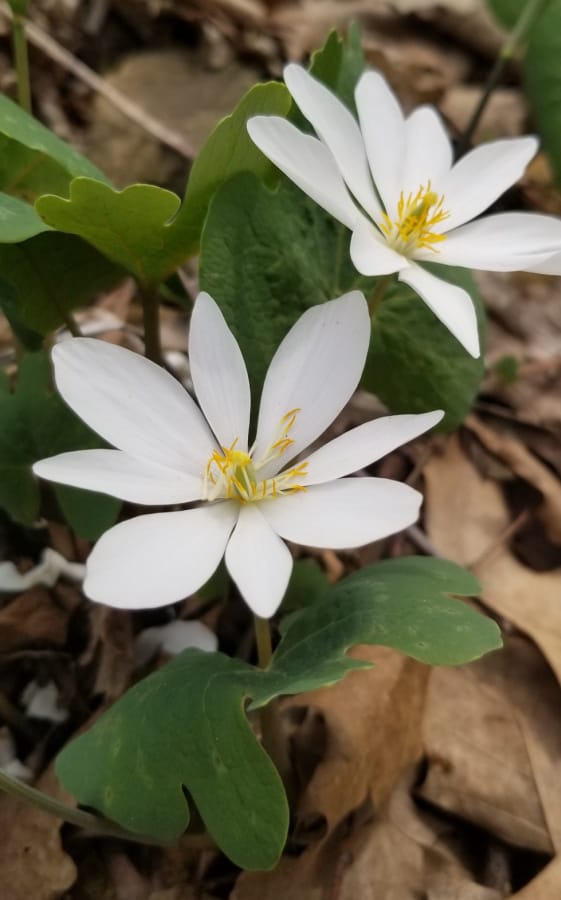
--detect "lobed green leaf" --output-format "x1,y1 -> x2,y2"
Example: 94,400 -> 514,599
56,557 -> 500,865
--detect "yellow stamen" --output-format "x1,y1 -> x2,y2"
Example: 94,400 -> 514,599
381,182 -> 449,255
201,409 -> 309,503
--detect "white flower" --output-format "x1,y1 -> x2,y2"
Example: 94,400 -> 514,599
247,65 -> 561,359
33,292 -> 442,618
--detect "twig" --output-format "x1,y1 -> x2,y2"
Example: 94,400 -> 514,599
0,2 -> 195,160
457,0 -> 550,156
468,508 -> 531,571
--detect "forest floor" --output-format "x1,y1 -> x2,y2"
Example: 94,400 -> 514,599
1,1 -> 561,897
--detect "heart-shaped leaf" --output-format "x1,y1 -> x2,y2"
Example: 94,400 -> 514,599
56,557 -> 500,866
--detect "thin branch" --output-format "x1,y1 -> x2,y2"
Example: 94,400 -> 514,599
0,2 -> 195,160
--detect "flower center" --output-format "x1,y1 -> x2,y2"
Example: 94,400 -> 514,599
202,409 -> 308,504
380,182 -> 449,255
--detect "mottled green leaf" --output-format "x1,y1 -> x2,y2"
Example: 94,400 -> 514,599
251,556 -> 502,707
56,557 -> 499,867
57,650 -> 288,870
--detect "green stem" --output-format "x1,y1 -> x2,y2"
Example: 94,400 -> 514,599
253,616 -> 293,795
368,274 -> 392,318
457,0 -> 550,156
140,285 -> 162,364
11,12 -> 31,114
0,769 -> 165,845
254,615 -> 273,669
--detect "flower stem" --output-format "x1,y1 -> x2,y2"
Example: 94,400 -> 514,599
0,769 -> 165,845
140,285 -> 162,364
368,274 -> 392,318
457,0 -> 550,157
11,10 -> 32,114
254,614 -> 273,668
253,616 -> 293,794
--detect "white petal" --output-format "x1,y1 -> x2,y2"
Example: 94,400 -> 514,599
525,252 -> 561,275
398,264 -> 480,358
135,620 -> 217,667
225,504 -> 292,618
350,219 -> 408,275
355,71 -> 405,213
189,292 -> 251,451
425,212 -> 561,271
402,106 -> 453,196
284,64 -> 382,221
262,477 -> 422,548
33,450 -> 202,505
84,503 -> 238,610
247,116 -> 360,230
253,292 -> 371,478
440,136 -> 538,231
52,339 -> 215,473
303,410 -> 444,485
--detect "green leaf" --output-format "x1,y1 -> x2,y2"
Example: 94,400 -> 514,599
0,192 -> 51,242
57,649 -> 288,870
364,267 -> 486,431
252,557 -> 502,707
178,81 -> 291,257
0,351 -> 120,535
0,232 -> 124,336
53,484 -> 121,542
36,180 -> 185,288
0,94 -> 107,201
200,172 -> 373,410
486,0 -> 561,184
200,172 -> 483,427
309,23 -> 365,112
282,559 -> 331,612
34,83 -> 291,286
56,556 -> 499,866
7,0 -> 31,13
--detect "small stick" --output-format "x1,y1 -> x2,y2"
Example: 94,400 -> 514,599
0,2 -> 195,160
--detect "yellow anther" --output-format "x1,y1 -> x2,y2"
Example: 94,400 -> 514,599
382,182 -> 449,255
202,409 -> 309,503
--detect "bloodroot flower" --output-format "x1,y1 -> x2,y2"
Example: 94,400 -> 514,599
33,292 -> 442,618
247,65 -> 561,359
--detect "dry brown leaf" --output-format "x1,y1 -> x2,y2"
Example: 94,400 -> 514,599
291,645 -> 429,830
0,766 -> 77,899
83,48 -> 259,186
513,856 -> 561,898
420,636 -> 561,854
424,435 -> 561,852
83,606 -> 135,699
466,414 -> 561,543
234,647 -> 428,898
337,776 -> 503,900
0,586 -> 73,652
